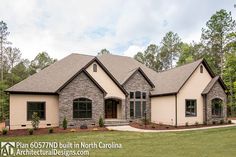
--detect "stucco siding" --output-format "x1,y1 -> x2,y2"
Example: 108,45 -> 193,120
177,64 -> 212,125
86,61 -> 125,99
151,96 -> 175,125
10,94 -> 59,130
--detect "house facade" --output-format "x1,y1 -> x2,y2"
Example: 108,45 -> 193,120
7,53 -> 228,130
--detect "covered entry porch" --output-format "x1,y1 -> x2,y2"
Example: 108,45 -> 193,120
105,98 -> 122,119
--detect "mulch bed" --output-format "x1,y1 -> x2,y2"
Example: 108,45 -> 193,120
130,121 -> 232,130
0,127 -> 108,137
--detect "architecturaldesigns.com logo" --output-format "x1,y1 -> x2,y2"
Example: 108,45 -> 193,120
0,142 -> 15,156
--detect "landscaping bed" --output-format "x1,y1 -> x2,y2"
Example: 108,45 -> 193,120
0,127 -> 108,137
130,121 -> 233,130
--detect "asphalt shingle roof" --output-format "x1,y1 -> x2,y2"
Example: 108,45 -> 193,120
6,53 -> 205,95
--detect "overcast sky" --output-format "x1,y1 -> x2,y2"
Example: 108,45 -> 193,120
1,0 -> 235,60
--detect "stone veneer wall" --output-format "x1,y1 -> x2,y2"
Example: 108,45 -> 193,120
58,72 -> 104,127
205,81 -> 227,124
123,71 -> 153,120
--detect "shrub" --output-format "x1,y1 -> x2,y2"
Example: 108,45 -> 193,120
212,121 -> 217,125
48,128 -> 54,134
185,122 -> 189,127
228,120 -> 232,124
203,121 -> 207,125
63,117 -> 67,130
195,121 -> 199,126
31,112 -> 40,130
99,116 -> 104,127
28,128 -> 34,135
2,128 -> 8,135
220,119 -> 224,124
80,124 -> 88,129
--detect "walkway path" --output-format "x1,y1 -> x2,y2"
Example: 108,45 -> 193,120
107,120 -> 236,133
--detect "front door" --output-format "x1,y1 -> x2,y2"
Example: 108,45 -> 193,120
105,99 -> 117,118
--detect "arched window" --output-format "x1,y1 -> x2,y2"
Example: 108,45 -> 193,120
211,98 -> 223,117
73,98 -> 92,119
93,63 -> 97,72
200,65 -> 203,73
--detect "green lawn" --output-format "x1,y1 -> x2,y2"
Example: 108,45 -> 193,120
1,127 -> 236,157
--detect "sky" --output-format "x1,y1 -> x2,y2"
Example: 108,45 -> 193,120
0,0 -> 236,60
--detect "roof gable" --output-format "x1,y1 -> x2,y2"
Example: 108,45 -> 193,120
122,67 -> 155,88
58,69 -> 107,94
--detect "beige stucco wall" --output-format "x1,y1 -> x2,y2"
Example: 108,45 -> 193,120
10,94 -> 59,130
151,95 -> 176,125
177,64 -> 212,125
86,62 -> 125,99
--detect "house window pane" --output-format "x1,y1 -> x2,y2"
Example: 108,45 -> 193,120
130,101 -> 134,118
73,98 -> 92,119
93,64 -> 97,72
27,102 -> 46,120
142,101 -> 146,117
142,92 -> 146,99
200,65 -> 203,73
135,91 -> 141,99
212,98 -> 223,117
135,101 -> 141,118
185,100 -> 197,117
130,92 -> 134,99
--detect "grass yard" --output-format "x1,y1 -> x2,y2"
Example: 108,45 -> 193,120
1,127 -> 236,157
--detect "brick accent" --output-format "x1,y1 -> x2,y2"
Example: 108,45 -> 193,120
58,72 -> 104,127
123,71 -> 153,120
205,82 -> 227,124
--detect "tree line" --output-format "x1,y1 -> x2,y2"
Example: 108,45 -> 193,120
0,21 -> 57,120
133,9 -> 236,114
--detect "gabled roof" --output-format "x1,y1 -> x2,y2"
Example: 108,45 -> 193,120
122,67 -> 155,88
6,53 -> 94,93
58,69 -> 107,94
6,53 -> 220,97
202,76 -> 228,95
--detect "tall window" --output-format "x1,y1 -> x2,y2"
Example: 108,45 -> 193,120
185,99 -> 197,117
200,65 -> 203,73
27,102 -> 45,120
93,63 -> 97,72
212,98 -> 223,117
73,98 -> 92,119
130,91 -> 147,118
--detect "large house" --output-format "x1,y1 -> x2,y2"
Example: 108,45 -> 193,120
6,53 -> 228,130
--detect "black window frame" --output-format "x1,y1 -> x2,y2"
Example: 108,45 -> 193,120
185,99 -> 197,117
211,98 -> 223,118
93,63 -> 97,72
130,101 -> 134,118
130,91 -> 147,119
73,98 -> 92,119
27,101 -> 46,121
130,92 -> 134,99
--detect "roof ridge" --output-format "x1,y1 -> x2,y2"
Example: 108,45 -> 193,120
157,58 -> 203,74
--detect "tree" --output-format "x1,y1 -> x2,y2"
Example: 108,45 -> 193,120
98,49 -> 110,55
11,59 -> 30,84
0,21 -> 10,82
134,44 -> 162,71
0,21 -> 10,121
201,9 -> 236,77
223,52 -> 236,114
5,47 -> 21,85
177,42 -> 205,66
160,31 -> 182,70
29,52 -> 57,74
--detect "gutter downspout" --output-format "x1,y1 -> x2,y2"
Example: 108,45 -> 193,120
175,94 -> 178,127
